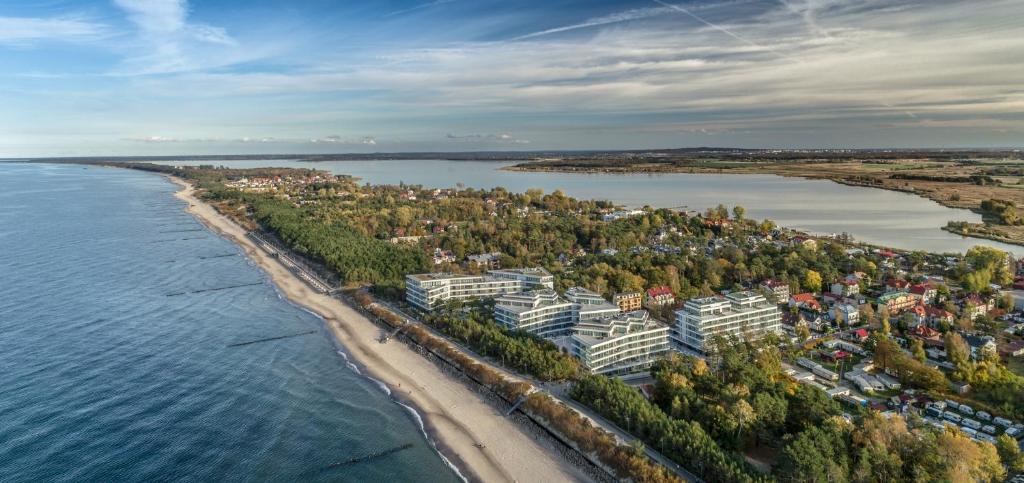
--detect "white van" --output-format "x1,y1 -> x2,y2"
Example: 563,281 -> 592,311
994,416 -> 1013,427
962,418 -> 982,430
944,412 -> 962,423
959,405 -> 974,416
945,400 -> 960,410
982,425 -> 997,435
961,426 -> 978,437
976,411 -> 991,421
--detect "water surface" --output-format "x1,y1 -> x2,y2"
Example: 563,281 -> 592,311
0,163 -> 460,482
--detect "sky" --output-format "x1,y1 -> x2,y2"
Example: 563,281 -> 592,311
1,0 -> 1022,157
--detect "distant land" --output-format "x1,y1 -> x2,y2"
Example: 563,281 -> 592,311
16,147 -> 1023,165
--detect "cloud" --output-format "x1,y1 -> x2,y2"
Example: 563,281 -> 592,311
123,135 -> 378,145
512,7 -> 668,40
111,0 -> 237,75
309,135 -> 377,145
446,133 -> 530,144
0,16 -> 108,45
384,0 -> 456,18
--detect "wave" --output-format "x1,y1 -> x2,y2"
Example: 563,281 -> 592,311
336,348 -> 467,483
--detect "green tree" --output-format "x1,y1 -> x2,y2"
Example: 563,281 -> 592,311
804,269 -> 822,293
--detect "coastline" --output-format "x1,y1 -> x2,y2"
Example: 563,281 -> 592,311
167,176 -> 591,483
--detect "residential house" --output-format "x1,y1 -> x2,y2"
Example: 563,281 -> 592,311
760,279 -> 790,302
467,252 -> 501,269
431,248 -> 456,265
885,278 -> 910,293
965,335 -> 997,360
797,311 -> 827,332
846,328 -> 870,343
998,341 -> 1024,358
909,283 -> 938,305
908,325 -> 944,347
613,292 -> 643,312
876,291 -> 917,314
925,304 -> 954,327
831,279 -> 860,297
962,294 -> 994,320
789,293 -> 822,312
792,236 -> 818,251
833,303 -> 860,326
646,286 -> 675,308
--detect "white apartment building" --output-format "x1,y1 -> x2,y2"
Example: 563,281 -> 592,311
672,291 -> 782,355
489,267 -> 555,289
494,286 -> 621,338
565,286 -> 620,321
570,310 -> 670,375
405,267 -> 553,311
494,289 -> 579,337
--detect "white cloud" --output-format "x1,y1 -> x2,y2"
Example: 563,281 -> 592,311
309,135 -> 377,145
446,133 -> 530,144
113,0 -> 186,34
123,135 -> 378,145
111,0 -> 238,75
0,16 -> 108,45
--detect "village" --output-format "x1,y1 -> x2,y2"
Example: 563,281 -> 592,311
214,167 -> 1024,479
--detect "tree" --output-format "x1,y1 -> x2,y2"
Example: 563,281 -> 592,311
996,434 -> 1024,473
945,332 -> 972,376
911,338 -> 927,363
775,425 -> 849,482
732,205 -> 746,221
804,269 -> 823,293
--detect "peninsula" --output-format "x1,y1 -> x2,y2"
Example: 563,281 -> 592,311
90,161 -> 1024,482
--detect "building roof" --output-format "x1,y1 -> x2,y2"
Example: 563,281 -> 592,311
791,293 -> 817,303
909,283 -> 934,295
852,328 -> 870,339
647,286 -> 673,298
886,278 -> 910,289
762,279 -> 788,288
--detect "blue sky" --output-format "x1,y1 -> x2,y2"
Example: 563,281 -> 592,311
1,0 -> 1022,156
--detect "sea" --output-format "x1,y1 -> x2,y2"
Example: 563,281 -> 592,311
0,162 -> 462,482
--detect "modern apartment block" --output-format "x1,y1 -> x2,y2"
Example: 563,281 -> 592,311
570,310 -> 671,375
672,291 -> 782,354
493,289 -> 580,337
565,286 -> 620,321
404,267 -> 553,311
494,286 -> 620,337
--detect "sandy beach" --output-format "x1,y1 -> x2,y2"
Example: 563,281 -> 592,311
169,177 -> 590,483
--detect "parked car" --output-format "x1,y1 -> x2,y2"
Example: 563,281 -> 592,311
994,416 -> 1013,427
982,425 -> 997,435
944,412 -> 962,423
960,405 -> 974,416
976,411 -> 991,421
963,418 -> 982,430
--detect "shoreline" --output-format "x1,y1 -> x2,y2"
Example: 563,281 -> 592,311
167,176 -> 591,483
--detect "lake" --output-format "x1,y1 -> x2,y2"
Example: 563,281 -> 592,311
153,159 -> 1021,255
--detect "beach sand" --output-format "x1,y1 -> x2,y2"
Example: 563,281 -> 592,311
170,177 -> 590,483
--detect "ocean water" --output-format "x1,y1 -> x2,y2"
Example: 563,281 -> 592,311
0,163 -> 461,482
